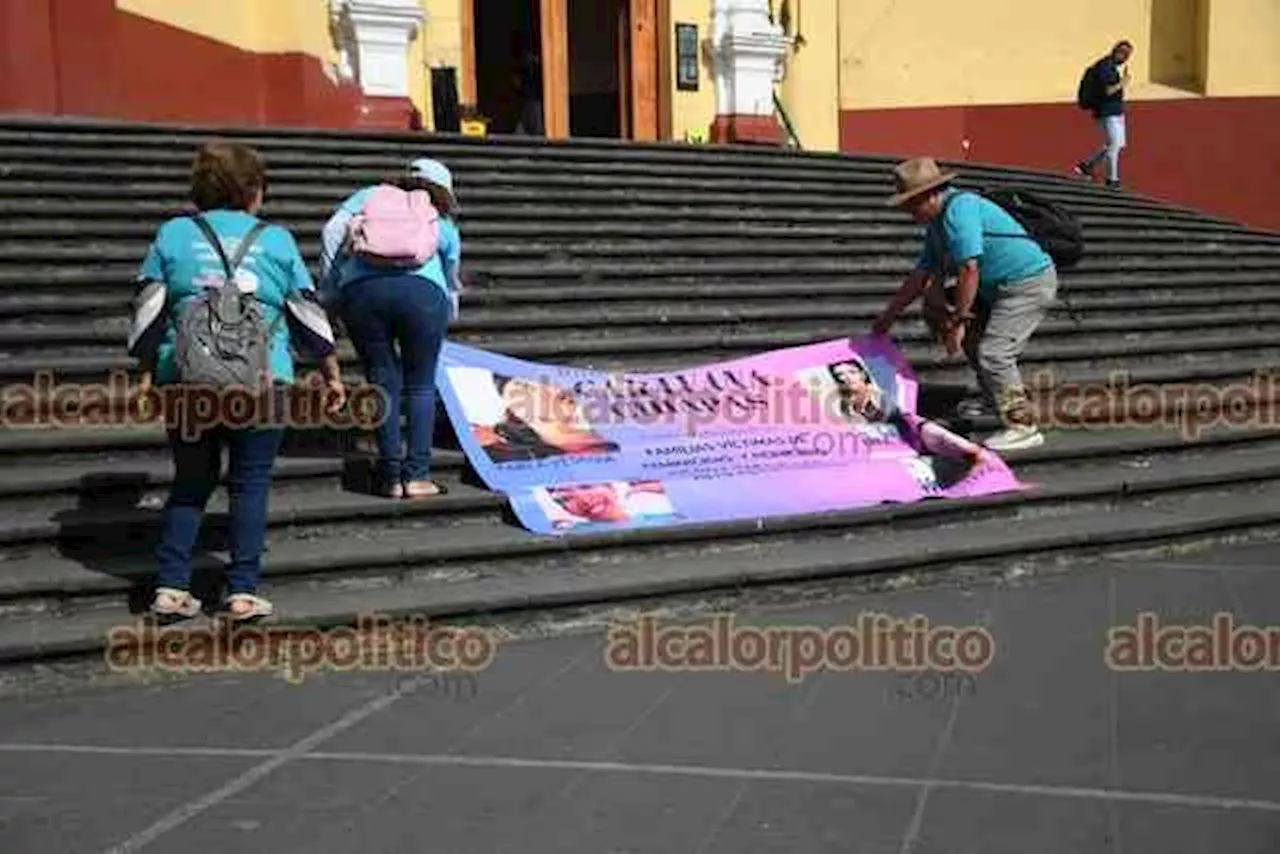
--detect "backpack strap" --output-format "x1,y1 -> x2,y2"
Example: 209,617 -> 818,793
977,197 -> 1083,328
182,216 -> 283,339
188,215 -> 269,283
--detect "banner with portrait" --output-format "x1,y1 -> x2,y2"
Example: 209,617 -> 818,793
436,337 -> 1027,535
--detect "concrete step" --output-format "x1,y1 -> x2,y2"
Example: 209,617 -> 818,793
0,175 -> 1228,225
0,115 -> 1256,220
3,216 -> 1275,247
7,236 -> 1280,267
3,198 -> 1257,240
2,335 -> 1279,394
0,423 -> 1275,582
3,255 -> 1275,293
0,322 -> 1277,380
5,448 -> 1280,664
3,307 -> 1276,344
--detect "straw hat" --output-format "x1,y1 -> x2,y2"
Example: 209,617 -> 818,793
886,157 -> 957,206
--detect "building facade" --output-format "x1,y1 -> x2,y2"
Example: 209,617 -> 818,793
1,0 -> 1276,229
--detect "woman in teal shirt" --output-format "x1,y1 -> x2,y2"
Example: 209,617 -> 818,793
129,142 -> 344,622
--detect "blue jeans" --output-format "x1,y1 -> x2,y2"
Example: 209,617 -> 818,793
340,275 -> 450,486
1084,114 -> 1126,182
156,425 -> 284,596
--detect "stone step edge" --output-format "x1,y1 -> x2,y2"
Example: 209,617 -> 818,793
0,115 -> 1249,221
4,325 -> 1280,374
9,308 -> 1280,343
2,490 -> 1276,666
6,439 -> 1280,604
0,450 -> 471,498
4,352 -> 1279,394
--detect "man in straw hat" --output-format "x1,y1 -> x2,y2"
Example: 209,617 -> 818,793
871,157 -> 1058,451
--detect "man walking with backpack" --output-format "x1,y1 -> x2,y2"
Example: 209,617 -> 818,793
1075,40 -> 1133,189
870,157 -> 1060,452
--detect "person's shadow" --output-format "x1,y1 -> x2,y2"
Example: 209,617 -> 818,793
52,472 -> 230,614
277,403 -> 479,493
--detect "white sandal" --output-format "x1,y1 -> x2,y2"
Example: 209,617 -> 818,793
222,593 -> 274,622
151,587 -> 202,619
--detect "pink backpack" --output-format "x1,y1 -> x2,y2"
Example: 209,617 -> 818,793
346,184 -> 439,267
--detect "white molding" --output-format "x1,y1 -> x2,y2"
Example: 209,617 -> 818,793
330,0 -> 425,98
708,0 -> 791,117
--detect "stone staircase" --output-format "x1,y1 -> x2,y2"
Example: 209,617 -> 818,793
3,116 -> 1280,667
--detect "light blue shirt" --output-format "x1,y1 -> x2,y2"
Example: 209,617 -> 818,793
916,190 -> 1054,299
320,186 -> 462,299
136,211 -> 317,384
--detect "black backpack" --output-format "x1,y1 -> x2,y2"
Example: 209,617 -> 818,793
1076,60 -> 1103,111
982,187 -> 1085,270
939,187 -> 1084,270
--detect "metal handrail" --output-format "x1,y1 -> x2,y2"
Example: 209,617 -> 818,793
773,90 -> 803,150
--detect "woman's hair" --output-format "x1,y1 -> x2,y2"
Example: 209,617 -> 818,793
827,360 -> 870,387
390,175 -> 456,216
190,142 -> 266,211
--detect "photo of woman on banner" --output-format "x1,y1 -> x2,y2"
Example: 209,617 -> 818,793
454,371 -> 620,464
818,351 -> 998,489
826,356 -> 888,424
537,479 -> 678,530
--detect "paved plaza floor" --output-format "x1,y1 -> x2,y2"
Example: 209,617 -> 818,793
3,543 -> 1280,853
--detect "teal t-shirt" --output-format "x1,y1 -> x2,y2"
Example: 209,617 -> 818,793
916,190 -> 1053,299
138,211 -> 316,384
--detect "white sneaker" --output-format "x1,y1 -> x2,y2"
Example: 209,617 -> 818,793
983,425 -> 1045,451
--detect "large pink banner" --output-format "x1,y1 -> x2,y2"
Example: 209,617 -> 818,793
437,336 -> 1028,535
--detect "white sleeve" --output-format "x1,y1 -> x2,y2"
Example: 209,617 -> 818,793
320,207 -> 354,279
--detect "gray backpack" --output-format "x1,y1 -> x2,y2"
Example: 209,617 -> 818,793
173,216 -> 275,390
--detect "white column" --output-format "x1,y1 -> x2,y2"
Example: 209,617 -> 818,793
708,0 -> 791,117
331,0 -> 426,98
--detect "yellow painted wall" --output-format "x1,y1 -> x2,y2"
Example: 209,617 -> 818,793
837,0 -> 1280,110
116,0 -> 332,59
1148,0 -> 1205,89
838,0 -> 1152,109
1204,0 -> 1280,96
778,0 -> 839,151
668,0 -> 716,142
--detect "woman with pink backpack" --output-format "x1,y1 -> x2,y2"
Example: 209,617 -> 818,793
320,158 -> 461,498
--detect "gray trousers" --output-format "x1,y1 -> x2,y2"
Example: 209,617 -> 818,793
963,266 -> 1058,426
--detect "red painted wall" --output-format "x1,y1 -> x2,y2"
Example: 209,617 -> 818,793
0,0 -> 382,128
841,98 -> 1280,233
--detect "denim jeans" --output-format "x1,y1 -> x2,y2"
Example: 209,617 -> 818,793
340,275 -> 450,486
1084,114 -> 1127,182
155,425 -> 284,596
